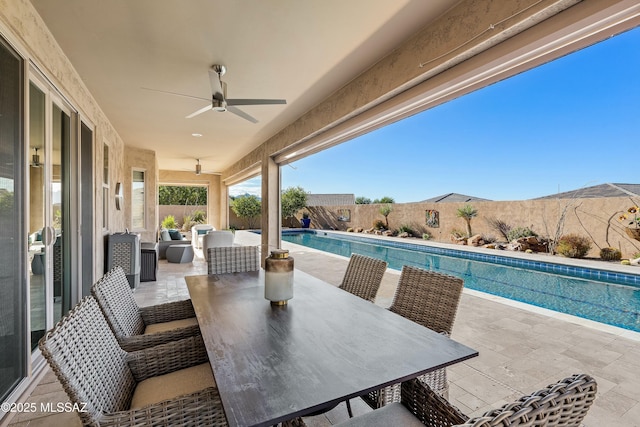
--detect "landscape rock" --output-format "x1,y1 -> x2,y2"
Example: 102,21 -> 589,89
467,234 -> 484,246
506,236 -> 549,252
451,236 -> 467,245
398,232 -> 410,238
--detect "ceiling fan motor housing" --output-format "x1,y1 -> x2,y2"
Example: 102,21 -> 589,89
212,97 -> 227,112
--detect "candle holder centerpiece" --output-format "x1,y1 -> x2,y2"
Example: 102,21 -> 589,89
265,249 -> 294,306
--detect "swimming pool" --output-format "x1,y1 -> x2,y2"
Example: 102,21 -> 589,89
280,230 -> 640,332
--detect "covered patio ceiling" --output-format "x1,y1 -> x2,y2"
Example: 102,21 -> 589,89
30,0 -> 460,175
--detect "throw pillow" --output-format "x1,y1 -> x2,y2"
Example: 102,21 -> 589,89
169,230 -> 184,240
160,229 -> 171,241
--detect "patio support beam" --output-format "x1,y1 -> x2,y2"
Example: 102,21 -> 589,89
261,155 -> 281,266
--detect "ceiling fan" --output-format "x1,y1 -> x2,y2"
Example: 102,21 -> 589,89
144,65 -> 286,123
184,159 -> 221,176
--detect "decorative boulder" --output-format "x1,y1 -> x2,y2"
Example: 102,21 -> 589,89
467,234 -> 483,246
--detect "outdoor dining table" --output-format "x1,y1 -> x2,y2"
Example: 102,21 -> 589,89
185,270 -> 478,427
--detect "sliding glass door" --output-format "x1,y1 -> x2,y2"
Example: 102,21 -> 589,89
0,36 -> 26,402
28,75 -> 73,350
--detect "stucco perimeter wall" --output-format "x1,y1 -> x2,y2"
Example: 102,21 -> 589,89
306,197 -> 640,258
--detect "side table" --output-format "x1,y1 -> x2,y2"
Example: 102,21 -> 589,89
140,242 -> 158,282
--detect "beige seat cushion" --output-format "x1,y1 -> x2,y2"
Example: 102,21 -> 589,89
130,363 -> 216,409
144,317 -> 198,334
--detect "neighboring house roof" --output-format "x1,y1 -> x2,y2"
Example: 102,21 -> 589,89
533,183 -> 640,200
420,193 -> 492,203
306,194 -> 356,206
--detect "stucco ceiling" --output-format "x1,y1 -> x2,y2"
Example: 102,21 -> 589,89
30,0 -> 459,174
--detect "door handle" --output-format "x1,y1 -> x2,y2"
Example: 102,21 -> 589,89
43,225 -> 57,246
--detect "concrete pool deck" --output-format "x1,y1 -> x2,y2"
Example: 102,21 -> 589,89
9,230 -> 640,426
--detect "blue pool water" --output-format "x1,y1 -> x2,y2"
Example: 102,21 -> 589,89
280,230 -> 640,332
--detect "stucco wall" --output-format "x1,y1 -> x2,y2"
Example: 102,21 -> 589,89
124,146 -> 158,242
1,0 -> 127,280
301,197 -> 640,259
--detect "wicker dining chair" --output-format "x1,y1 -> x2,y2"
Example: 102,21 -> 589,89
336,374 -> 597,427
92,266 -> 200,352
364,265 -> 464,408
207,245 -> 260,274
339,253 -> 388,302
39,296 -> 227,427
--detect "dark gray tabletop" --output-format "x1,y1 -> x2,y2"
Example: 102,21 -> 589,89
186,270 -> 477,427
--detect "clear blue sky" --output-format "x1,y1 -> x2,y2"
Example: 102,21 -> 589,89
231,26 -> 639,203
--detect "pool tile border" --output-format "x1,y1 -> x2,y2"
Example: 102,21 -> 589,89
302,230 -> 640,289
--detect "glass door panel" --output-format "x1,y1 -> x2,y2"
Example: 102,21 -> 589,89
28,77 -> 73,348
28,82 -> 46,351
0,35 -> 26,401
51,103 -> 71,321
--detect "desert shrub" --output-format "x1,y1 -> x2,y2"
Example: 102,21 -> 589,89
450,228 -> 466,239
422,232 -> 432,240
556,234 -> 592,258
507,227 -> 537,241
600,247 -> 622,261
397,225 -> 414,236
482,235 -> 497,244
161,215 -> 177,229
372,219 -> 386,230
182,215 -> 195,231
192,210 -> 206,223
485,217 -> 512,241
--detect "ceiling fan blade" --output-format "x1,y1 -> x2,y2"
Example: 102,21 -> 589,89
208,69 -> 225,100
226,99 -> 287,106
186,104 -> 213,119
227,106 -> 258,123
141,87 -> 210,102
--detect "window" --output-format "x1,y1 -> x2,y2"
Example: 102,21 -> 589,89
132,169 -> 145,229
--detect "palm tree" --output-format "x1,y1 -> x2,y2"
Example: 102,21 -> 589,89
379,204 -> 393,229
456,204 -> 478,237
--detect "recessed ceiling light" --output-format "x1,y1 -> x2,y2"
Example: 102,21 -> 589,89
192,133 -> 203,137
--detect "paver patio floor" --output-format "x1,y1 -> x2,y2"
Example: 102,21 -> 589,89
8,231 -> 640,426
